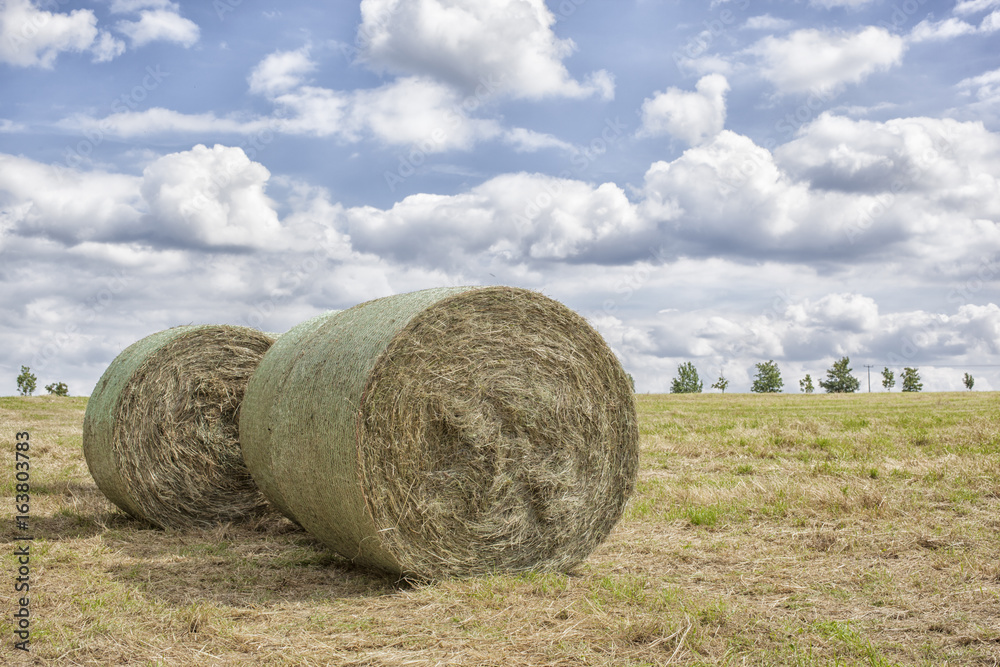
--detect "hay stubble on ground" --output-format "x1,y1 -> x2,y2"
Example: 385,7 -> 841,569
1,391 -> 999,665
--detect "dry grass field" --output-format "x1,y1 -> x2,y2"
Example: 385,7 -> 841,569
1,392 -> 998,666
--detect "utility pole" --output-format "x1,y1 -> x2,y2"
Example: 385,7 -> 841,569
863,364 -> 874,393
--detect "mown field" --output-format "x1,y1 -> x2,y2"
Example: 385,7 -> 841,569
1,392 -> 998,666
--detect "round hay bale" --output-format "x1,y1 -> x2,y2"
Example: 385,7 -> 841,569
83,325 -> 275,527
240,286 -> 638,579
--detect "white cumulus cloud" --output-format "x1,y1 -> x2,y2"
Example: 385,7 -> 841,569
910,17 -> 979,42
347,76 -> 502,149
115,8 -> 199,48
0,153 -> 142,244
746,27 -> 905,96
342,171 -> 644,267
62,108 -> 273,138
503,128 -> 575,153
958,67 -> 1000,101
0,147 -> 285,251
909,10 -> 1000,42
638,74 -> 730,147
640,130 -> 815,247
248,46 -> 316,96
70,67 -> 506,153
0,0 -> 101,67
140,144 -> 281,249
788,293 -> 880,333
954,67 -> 1000,123
91,30 -> 126,63
954,0 -> 1000,16
260,67 -> 503,151
357,0 -> 614,100
742,15 -> 794,31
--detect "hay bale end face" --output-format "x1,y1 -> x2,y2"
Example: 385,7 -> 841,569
240,286 -> 639,579
83,325 -> 275,527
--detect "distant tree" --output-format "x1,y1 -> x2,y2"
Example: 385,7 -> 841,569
711,375 -> 729,393
818,356 -> 860,393
45,382 -> 69,397
799,374 -> 814,394
751,360 -> 783,393
16,366 -> 36,397
881,367 -> 895,391
670,362 -> 703,394
901,367 -> 923,392
627,373 -> 636,392
963,373 -> 974,391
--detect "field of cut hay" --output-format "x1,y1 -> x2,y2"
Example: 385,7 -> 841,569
1,392 -> 999,666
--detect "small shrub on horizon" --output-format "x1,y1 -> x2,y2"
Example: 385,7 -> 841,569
670,362 -> 703,394
882,367 -> 895,391
16,366 -> 36,396
901,367 -> 923,392
45,382 -> 69,396
751,360 -> 783,393
818,357 -> 859,393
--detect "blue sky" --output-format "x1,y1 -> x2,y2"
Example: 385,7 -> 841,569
1,0 -> 999,394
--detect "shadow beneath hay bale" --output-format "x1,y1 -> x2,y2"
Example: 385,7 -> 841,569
1,483 -> 144,541
30,479 -> 99,497
102,521 -> 404,607
26,513 -> 118,541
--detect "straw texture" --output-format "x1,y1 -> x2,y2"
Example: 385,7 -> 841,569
83,325 -> 275,527
240,286 -> 639,579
